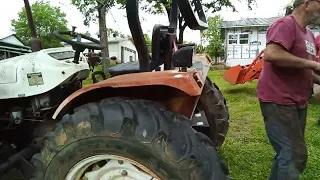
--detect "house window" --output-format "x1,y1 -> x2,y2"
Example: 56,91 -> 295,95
228,33 -> 249,45
239,34 -> 249,44
258,29 -> 267,34
129,56 -> 133,62
228,34 -> 238,44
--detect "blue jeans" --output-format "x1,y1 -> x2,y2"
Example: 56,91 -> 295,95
259,101 -> 308,180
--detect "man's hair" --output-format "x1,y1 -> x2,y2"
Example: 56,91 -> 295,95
293,0 -> 305,8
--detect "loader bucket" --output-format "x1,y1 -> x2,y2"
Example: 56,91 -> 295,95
222,65 -> 245,85
222,49 -> 265,85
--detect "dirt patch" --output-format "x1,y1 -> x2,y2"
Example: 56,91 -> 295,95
210,63 -> 231,70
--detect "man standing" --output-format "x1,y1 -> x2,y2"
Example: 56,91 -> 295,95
257,0 -> 320,179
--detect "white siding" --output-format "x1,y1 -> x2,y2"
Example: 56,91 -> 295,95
119,40 -> 138,63
225,25 -> 320,67
226,27 -> 265,66
108,43 -> 120,58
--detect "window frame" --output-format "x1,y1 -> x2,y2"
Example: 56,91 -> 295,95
227,32 -> 250,45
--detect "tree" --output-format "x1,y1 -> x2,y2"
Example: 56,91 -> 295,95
144,34 -> 151,52
283,1 -> 294,16
202,15 -> 224,62
123,0 -> 256,44
127,34 -> 151,52
107,28 -> 120,37
71,0 -> 123,74
11,1 -> 69,48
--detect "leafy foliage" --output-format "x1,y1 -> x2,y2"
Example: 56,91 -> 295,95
107,28 -> 120,37
71,0 -> 124,73
144,34 -> 152,52
127,34 -> 151,52
11,1 -> 69,48
116,0 -> 255,43
71,0 -> 123,26
126,0 -> 256,16
202,15 -> 224,59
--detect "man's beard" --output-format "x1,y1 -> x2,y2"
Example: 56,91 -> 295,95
306,9 -> 320,25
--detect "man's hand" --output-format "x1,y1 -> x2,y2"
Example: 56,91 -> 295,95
312,61 -> 320,75
313,71 -> 320,85
310,61 -> 320,75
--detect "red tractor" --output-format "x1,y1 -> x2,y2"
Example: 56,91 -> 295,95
0,0 -> 230,179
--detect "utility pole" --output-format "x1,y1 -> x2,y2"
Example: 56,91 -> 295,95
23,0 -> 42,52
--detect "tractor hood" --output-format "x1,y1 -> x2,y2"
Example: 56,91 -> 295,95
0,47 -> 90,99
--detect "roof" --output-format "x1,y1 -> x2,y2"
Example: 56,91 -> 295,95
221,16 -> 282,28
0,34 -> 28,46
0,40 -> 31,53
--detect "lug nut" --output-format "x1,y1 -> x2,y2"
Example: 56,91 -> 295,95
121,170 -> 128,176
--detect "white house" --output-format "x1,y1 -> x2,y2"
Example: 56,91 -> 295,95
0,34 -> 31,60
108,37 -> 138,63
221,16 -> 320,66
64,36 -> 138,63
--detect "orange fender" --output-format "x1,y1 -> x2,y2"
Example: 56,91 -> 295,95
52,69 -> 205,120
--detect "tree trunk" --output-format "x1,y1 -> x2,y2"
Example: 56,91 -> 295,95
98,7 -> 110,74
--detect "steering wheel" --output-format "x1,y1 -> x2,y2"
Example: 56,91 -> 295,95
52,29 -> 104,63
53,30 -> 104,51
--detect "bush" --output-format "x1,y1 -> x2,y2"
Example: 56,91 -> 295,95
210,63 -> 231,70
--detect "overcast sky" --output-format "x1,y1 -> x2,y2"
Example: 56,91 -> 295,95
0,0 -> 291,44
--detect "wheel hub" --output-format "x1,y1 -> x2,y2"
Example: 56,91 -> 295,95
65,155 -> 160,180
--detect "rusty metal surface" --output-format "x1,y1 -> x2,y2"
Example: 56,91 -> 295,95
167,94 -> 200,119
52,69 -> 204,119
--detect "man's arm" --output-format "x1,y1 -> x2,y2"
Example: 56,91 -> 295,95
264,42 -> 319,69
263,18 -> 320,72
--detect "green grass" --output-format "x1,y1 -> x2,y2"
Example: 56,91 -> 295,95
208,70 -> 320,180
82,64 -> 112,86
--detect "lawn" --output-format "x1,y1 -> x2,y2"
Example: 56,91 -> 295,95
208,70 -> 320,180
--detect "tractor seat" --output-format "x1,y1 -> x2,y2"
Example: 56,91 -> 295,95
109,61 -> 140,77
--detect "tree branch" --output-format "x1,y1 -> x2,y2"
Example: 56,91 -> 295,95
96,0 -> 112,9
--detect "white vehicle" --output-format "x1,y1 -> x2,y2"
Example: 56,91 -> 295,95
0,29 -> 103,128
0,47 -> 89,99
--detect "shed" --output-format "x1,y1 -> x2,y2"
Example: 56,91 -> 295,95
0,34 -> 31,60
221,16 -> 320,66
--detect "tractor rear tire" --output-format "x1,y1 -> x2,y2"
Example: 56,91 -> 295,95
31,97 -> 229,180
198,77 -> 229,150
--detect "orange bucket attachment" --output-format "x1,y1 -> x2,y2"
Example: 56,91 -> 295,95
222,50 -> 265,85
222,65 -> 245,85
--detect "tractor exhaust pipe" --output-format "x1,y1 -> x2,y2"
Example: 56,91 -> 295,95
23,0 -> 42,52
